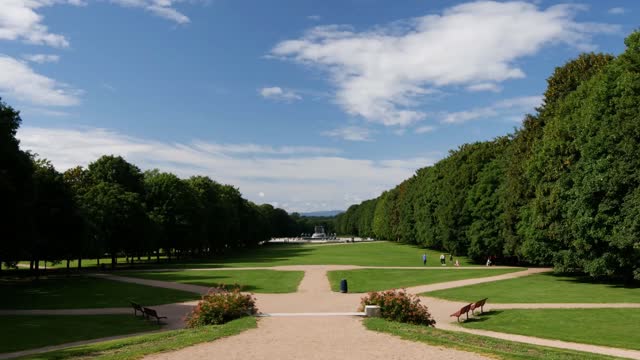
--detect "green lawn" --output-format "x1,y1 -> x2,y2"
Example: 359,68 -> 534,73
426,272 -> 640,303
462,309 -> 640,351
0,277 -> 198,309
123,270 -> 304,293
364,318 -> 620,360
327,268 -> 524,293
13,256 -> 171,270
14,316 -> 256,360
0,315 -> 160,354
6,242 -> 474,271
182,241 -> 472,268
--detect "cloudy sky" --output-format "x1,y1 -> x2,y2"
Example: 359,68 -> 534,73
2,0 -> 636,212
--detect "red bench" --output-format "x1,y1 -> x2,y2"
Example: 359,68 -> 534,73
470,298 -> 488,315
450,303 -> 472,322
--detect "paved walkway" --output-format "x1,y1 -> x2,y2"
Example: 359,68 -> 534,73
2,265 -> 640,360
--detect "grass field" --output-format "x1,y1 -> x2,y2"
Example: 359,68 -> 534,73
462,309 -> 640,351
0,277 -> 198,309
327,268 -> 523,292
425,272 -> 640,303
6,242 -> 473,271
364,318 -> 620,360
0,315 -> 160,354
12,256 -> 171,270
124,270 -> 304,293
13,316 -> 256,360
187,242 -> 472,268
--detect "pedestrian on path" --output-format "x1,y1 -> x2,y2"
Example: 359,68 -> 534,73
440,254 -> 446,266
422,253 -> 427,265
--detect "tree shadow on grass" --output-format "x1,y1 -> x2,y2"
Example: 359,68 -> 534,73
543,272 -> 640,289
166,244 -> 317,268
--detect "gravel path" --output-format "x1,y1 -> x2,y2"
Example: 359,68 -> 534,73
143,317 -> 491,360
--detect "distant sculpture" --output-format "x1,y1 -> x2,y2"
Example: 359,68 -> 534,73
311,225 -> 327,239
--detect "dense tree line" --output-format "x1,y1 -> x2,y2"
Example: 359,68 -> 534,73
336,32 -> 640,282
0,100 -> 323,271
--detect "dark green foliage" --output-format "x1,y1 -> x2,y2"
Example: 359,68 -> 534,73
338,32 -> 640,282
0,99 -> 33,269
1,99 -> 304,270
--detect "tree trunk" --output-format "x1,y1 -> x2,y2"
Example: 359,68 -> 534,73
30,260 -> 34,272
78,257 -> 82,270
66,259 -> 70,274
111,253 -> 116,269
156,249 -> 160,263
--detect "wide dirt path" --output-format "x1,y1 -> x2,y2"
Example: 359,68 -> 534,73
143,317 -> 490,360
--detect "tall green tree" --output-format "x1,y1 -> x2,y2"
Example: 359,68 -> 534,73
0,99 -> 33,269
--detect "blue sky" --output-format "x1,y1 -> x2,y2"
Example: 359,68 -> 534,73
2,0 -> 637,212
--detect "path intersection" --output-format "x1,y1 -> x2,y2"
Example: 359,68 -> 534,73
2,265 -> 640,360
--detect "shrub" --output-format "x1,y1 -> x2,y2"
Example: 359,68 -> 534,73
359,289 -> 436,326
186,286 -> 257,327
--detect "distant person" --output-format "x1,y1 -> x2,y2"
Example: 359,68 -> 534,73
440,254 -> 445,266
455,260 -> 460,267
422,253 -> 427,266
486,257 -> 492,266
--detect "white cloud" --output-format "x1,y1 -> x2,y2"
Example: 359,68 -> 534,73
110,0 -> 193,24
0,0 -> 194,50
0,0 -> 83,47
17,126 -> 438,212
322,126 -> 372,141
191,142 -> 341,156
414,125 -> 436,134
259,86 -> 302,102
466,83 -> 502,92
258,192 -> 265,198
608,7 -> 626,15
307,15 -> 321,21
0,55 -> 81,106
270,1 -> 617,127
440,95 -> 541,124
23,54 -> 60,63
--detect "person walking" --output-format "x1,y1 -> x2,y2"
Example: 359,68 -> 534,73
440,254 -> 445,266
422,253 -> 427,266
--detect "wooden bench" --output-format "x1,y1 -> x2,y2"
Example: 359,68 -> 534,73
450,303 -> 472,322
470,298 -> 488,315
130,301 -> 144,317
143,307 -> 167,324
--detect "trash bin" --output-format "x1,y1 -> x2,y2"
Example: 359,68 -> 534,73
340,279 -> 348,293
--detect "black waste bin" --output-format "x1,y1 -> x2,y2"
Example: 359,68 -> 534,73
340,279 -> 348,293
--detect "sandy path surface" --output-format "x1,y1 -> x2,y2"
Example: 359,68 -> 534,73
143,317 -> 490,360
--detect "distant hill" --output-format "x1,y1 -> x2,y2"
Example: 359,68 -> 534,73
300,210 -> 343,217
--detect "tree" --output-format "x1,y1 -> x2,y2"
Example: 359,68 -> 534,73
144,170 -> 199,259
87,155 -> 144,194
30,159 -> 83,271
0,98 -> 33,270
82,182 -> 148,268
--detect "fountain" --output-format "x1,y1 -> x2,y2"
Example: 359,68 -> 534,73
311,225 -> 327,239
